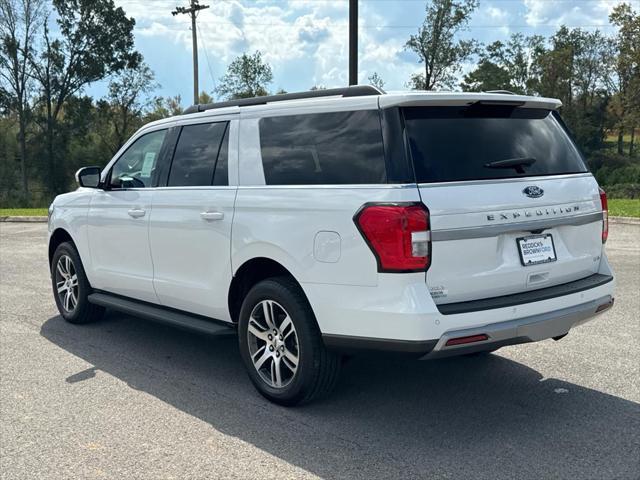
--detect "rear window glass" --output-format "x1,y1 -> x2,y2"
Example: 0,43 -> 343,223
259,110 -> 386,185
403,106 -> 588,183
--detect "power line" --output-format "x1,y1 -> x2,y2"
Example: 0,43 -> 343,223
197,22 -> 217,94
171,0 -> 210,104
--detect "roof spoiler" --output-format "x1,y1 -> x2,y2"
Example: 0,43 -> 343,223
183,85 -> 385,114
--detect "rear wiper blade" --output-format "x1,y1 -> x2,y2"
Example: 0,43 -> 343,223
484,157 -> 536,174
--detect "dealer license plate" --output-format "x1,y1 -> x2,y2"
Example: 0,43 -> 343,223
517,234 -> 557,266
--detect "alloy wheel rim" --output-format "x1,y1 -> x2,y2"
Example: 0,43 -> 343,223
55,255 -> 79,313
247,300 -> 300,388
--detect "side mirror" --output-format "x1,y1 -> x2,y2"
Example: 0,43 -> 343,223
75,166 -> 101,188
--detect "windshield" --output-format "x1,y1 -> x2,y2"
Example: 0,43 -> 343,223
403,105 -> 588,183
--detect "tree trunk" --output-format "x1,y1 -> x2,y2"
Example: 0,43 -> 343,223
617,129 -> 624,155
18,108 -> 29,198
630,128 -> 636,157
46,100 -> 56,194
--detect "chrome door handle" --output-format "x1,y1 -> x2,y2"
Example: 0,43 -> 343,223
200,211 -> 224,221
127,208 -> 146,218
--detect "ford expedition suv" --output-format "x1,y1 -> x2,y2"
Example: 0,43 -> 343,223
48,86 -> 615,405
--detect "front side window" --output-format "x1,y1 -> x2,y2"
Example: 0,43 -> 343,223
259,110 -> 386,185
168,122 -> 228,187
109,129 -> 167,189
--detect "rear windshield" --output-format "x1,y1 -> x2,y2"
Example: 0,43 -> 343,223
403,105 -> 588,183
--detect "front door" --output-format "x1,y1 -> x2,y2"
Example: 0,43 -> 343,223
88,128 -> 169,303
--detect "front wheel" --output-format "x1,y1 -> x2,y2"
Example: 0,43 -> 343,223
238,277 -> 341,406
51,242 -> 104,324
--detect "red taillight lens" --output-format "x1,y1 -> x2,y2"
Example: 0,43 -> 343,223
599,187 -> 608,244
354,203 -> 430,272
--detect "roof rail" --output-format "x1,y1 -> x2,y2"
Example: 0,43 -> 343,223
183,85 -> 384,114
485,90 -> 517,95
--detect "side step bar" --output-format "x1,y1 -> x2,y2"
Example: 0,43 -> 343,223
88,292 -> 235,336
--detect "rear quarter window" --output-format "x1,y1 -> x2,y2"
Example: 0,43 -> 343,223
403,106 -> 588,183
259,110 -> 386,185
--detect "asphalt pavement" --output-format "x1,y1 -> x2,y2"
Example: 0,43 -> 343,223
0,222 -> 638,479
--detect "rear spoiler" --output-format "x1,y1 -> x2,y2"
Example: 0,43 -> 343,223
378,92 -> 562,110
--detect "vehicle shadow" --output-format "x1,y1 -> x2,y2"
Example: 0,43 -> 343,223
40,312 -> 640,480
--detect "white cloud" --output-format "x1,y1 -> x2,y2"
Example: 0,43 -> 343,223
524,0 -> 625,28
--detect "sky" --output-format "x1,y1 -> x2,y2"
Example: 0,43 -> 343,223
90,0 -> 634,104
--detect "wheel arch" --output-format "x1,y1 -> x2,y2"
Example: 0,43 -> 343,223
228,257 -> 309,324
48,228 -> 76,268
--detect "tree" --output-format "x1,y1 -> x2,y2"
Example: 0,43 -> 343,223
405,0 -> 478,90
31,0 -> 140,193
462,34 -> 549,94
145,95 -> 183,123
97,62 -> 156,155
609,3 -> 640,155
368,72 -> 385,90
0,0 -> 45,197
215,51 -> 273,100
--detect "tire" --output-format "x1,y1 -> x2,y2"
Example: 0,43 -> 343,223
238,276 -> 341,406
51,241 -> 105,324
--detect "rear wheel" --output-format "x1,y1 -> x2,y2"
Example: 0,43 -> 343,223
51,242 -> 104,324
238,277 -> 341,406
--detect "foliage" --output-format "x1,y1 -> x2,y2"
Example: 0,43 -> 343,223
0,1 -> 639,206
215,51 -> 273,100
405,0 -> 479,90
368,72 -> 385,89
607,198 -> 640,216
461,34 -> 543,94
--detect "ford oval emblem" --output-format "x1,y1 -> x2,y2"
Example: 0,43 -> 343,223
523,186 -> 544,198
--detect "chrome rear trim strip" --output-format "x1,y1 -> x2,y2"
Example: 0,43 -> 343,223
431,211 -> 603,241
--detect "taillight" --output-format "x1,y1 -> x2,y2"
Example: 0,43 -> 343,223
354,203 -> 431,273
599,187 -> 608,244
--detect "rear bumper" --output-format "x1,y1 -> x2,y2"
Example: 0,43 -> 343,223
421,294 -> 613,359
322,295 -> 614,357
312,255 -> 615,356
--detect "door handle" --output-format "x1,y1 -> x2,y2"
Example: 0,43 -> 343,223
127,208 -> 146,218
200,211 -> 224,221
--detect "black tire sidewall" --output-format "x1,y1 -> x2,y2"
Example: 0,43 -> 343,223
238,278 -> 321,405
51,242 -> 93,323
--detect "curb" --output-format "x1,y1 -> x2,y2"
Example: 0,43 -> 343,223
609,216 -> 640,225
0,216 -> 48,223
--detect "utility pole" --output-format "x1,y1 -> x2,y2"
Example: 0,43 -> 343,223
172,0 -> 210,104
349,0 -> 357,85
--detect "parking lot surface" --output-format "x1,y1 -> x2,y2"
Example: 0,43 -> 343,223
0,222 -> 638,479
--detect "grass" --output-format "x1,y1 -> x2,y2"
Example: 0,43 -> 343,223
0,208 -> 48,217
608,199 -> 640,218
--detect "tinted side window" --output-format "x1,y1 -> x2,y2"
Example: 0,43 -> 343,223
213,123 -> 229,186
110,129 -> 167,189
259,110 -> 386,185
168,122 -> 227,187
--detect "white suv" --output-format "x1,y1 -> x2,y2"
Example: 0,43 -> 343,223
48,86 -> 615,405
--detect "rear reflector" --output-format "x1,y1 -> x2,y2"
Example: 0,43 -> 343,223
599,187 -> 608,244
445,334 -> 489,347
595,298 -> 614,313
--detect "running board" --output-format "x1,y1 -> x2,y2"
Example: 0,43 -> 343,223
88,292 -> 235,336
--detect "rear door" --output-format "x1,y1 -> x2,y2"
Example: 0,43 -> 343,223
149,117 -> 237,321
402,104 -> 604,305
